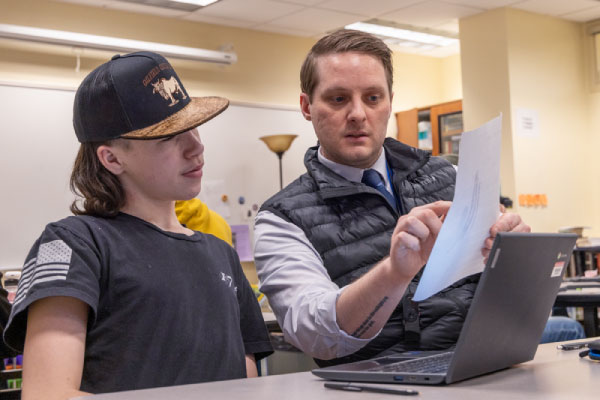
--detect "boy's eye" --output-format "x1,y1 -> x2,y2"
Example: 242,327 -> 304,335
332,96 -> 345,103
160,136 -> 175,142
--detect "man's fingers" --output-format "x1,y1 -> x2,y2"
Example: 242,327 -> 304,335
395,231 -> 421,252
482,237 -> 494,250
485,212 -> 531,257
395,215 -> 430,241
417,201 -> 451,219
394,209 -> 443,240
490,213 -> 531,235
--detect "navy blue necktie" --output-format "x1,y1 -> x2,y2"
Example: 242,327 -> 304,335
362,169 -> 397,211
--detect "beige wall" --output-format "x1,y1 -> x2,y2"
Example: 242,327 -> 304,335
0,0 -> 462,268
461,8 -> 594,234
460,8 -> 515,203
0,0 -> 313,106
1,0 -> 461,136
441,54 -> 463,103
589,93 -> 600,235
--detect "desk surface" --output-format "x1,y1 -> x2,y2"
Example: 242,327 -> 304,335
75,340 -> 598,400
556,283 -> 600,307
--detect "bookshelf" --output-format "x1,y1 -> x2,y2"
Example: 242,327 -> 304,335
395,99 -> 463,156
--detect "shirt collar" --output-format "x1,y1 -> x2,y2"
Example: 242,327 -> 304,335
317,147 -> 391,191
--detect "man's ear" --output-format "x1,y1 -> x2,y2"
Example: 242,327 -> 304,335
300,93 -> 312,121
96,145 -> 125,175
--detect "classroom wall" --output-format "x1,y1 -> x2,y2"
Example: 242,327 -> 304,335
0,0 -> 462,268
586,24 -> 600,238
441,54 -> 463,103
589,93 -> 600,236
0,0 -> 462,132
461,8 -> 594,235
0,0 -> 313,106
391,51 -> 462,115
459,8 -> 515,205
506,10 -> 592,235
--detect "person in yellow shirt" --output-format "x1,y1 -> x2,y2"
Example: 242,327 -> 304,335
175,198 -> 233,246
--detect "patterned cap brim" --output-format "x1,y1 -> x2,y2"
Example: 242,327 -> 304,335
120,96 -> 229,139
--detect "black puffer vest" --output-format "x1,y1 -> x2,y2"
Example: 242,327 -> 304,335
261,138 -> 479,366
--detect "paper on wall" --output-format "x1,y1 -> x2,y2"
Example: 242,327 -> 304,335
198,179 -> 231,219
231,224 -> 253,262
413,115 -> 502,301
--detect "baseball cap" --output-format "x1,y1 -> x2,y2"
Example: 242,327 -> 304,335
73,51 -> 228,143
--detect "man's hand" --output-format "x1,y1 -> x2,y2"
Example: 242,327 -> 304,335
482,211 -> 531,261
389,200 -> 451,281
336,200 -> 451,340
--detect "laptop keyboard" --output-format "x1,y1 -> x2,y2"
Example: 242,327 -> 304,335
369,351 -> 454,374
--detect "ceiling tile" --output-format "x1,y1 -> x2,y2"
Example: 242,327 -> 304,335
441,0 -> 524,9
104,1 -> 189,17
561,5 -> 600,22
380,0 -> 481,29
182,13 -> 255,28
512,0 -> 600,17
317,0 -> 422,18
265,8 -> 362,32
56,0 -> 111,6
193,0 -> 303,24
56,0 -> 192,17
252,24 -> 319,37
272,0 -> 327,5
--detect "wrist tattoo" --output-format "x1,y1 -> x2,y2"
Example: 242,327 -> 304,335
351,296 -> 389,338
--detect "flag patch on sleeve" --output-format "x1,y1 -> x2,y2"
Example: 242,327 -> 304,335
13,240 -> 72,306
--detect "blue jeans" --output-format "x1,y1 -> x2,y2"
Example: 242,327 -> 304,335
540,316 -> 585,343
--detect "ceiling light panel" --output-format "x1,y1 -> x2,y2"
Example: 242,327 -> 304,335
345,22 -> 458,48
116,0 -> 220,11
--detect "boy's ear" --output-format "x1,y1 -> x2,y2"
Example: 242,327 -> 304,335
96,145 -> 124,175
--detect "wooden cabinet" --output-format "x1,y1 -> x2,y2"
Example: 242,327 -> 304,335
396,100 -> 463,156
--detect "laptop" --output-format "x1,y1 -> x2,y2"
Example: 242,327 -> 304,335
312,232 -> 577,385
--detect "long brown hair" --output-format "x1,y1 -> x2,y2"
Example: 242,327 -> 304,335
70,140 -> 127,217
300,29 -> 393,101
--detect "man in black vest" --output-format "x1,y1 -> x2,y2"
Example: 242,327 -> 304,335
254,29 -> 531,367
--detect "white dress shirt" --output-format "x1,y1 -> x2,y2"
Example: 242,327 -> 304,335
253,148 -> 391,360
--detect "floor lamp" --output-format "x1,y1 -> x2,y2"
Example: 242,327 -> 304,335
259,134 -> 298,190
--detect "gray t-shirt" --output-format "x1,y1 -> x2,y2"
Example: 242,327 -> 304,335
4,213 -> 272,393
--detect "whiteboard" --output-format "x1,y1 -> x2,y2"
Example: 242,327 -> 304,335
0,84 -> 316,269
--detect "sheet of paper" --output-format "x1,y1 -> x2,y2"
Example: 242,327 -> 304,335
413,116 -> 502,301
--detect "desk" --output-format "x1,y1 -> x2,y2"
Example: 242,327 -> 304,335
261,312 -> 318,375
262,311 -> 278,331
555,281 -> 600,337
75,340 -> 598,400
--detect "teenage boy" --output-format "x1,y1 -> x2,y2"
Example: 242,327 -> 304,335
4,52 -> 272,400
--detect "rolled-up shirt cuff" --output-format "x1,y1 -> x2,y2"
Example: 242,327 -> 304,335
281,285 -> 382,360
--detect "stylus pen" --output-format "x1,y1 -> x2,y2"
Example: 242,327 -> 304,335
324,382 -> 419,396
557,340 -> 598,351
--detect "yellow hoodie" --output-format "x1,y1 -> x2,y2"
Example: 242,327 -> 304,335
175,199 -> 233,246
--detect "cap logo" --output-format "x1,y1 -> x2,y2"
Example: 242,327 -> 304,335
151,76 -> 187,107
